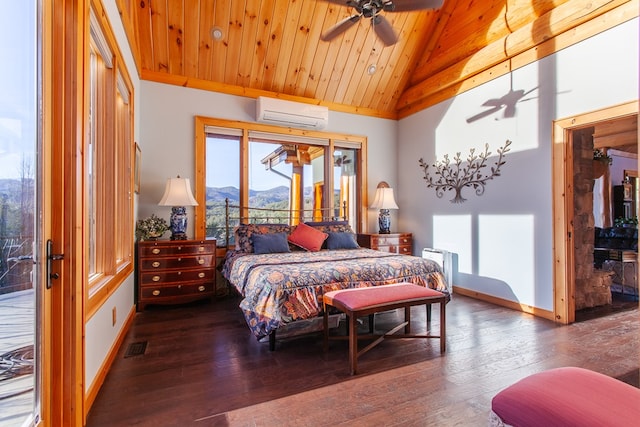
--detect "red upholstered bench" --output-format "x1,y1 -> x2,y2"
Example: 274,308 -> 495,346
490,367 -> 640,427
323,283 -> 446,375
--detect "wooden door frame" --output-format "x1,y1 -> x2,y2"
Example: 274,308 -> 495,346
552,101 -> 639,324
44,0 -> 86,425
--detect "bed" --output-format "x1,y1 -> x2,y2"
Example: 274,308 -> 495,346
220,201 -> 450,348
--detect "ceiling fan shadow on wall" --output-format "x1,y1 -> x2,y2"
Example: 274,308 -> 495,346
466,78 -> 539,123
320,0 -> 444,46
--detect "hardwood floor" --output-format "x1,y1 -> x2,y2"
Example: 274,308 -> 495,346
86,294 -> 639,427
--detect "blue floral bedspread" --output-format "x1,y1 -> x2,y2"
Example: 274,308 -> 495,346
222,248 -> 449,340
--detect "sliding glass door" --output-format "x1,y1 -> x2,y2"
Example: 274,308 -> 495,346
0,2 -> 43,426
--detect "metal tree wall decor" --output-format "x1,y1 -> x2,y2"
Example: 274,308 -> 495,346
418,140 -> 512,203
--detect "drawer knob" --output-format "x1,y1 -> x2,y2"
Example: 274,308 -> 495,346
177,258 -> 182,262
177,271 -> 181,275
198,272 -> 205,278
198,259 -> 205,265
152,275 -> 160,282
402,238 -> 408,243
177,246 -> 182,251
152,261 -> 160,268
152,290 -> 160,296
198,286 -> 205,292
152,248 -> 160,255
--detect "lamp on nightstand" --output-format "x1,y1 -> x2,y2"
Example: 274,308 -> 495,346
158,175 -> 198,240
370,181 -> 398,234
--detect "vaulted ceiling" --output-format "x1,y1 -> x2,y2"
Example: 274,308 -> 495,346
113,0 -> 636,119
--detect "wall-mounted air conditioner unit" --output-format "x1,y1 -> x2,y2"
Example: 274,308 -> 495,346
256,96 -> 328,130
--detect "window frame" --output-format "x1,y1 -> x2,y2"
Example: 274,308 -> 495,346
194,116 -> 368,242
85,2 -> 135,317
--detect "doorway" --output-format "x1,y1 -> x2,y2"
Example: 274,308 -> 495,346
552,101 -> 639,324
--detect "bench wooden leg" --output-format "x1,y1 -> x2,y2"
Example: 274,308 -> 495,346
269,331 -> 276,351
349,312 -> 358,375
404,305 -> 411,333
440,300 -> 446,353
426,303 -> 432,322
323,304 -> 329,352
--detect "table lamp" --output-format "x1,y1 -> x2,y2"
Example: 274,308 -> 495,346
370,181 -> 398,234
158,176 -> 198,240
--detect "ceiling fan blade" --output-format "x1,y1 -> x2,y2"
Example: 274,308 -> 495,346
387,0 -> 444,12
372,15 -> 398,46
321,14 -> 361,41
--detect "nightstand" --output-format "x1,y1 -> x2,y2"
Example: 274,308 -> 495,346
137,239 -> 216,311
357,233 -> 412,255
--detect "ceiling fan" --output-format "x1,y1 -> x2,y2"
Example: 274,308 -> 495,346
320,0 -> 444,46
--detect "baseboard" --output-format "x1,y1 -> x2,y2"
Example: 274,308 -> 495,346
453,285 -> 555,321
84,304 -> 136,420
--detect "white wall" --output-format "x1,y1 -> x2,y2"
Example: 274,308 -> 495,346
85,0 -> 141,392
398,19 -> 639,311
138,82 -> 398,234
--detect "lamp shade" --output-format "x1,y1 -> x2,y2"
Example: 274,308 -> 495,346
370,187 -> 398,210
158,176 -> 198,207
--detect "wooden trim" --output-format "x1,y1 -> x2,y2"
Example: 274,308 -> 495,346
85,262 -> 134,319
552,101 -> 639,325
47,0 -> 88,424
397,0 -> 638,118
114,0 -> 141,74
41,0 -> 54,424
194,116 -> 207,240
452,286 -> 555,321
141,69 -> 398,120
84,305 -> 136,417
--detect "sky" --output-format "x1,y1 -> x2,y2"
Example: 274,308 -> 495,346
0,3 -> 36,180
206,136 -> 321,191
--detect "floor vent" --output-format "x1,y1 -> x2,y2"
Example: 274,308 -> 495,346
124,341 -> 147,358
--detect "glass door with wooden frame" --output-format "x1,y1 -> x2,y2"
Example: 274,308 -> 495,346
0,2 -> 45,426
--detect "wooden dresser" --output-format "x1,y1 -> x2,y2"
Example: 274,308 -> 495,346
357,233 -> 413,255
137,239 -> 216,311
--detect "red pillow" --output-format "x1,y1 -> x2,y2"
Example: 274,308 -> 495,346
288,223 -> 328,252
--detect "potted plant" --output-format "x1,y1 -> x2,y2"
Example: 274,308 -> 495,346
136,214 -> 169,240
592,149 -> 612,179
614,216 -> 638,228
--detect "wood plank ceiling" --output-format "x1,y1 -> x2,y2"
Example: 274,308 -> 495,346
117,0 -> 636,119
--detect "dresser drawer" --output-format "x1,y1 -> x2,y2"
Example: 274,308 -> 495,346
140,282 -> 215,299
357,233 -> 412,255
139,242 -> 214,257
140,268 -> 215,285
370,235 -> 411,246
374,244 -> 412,254
139,254 -> 215,271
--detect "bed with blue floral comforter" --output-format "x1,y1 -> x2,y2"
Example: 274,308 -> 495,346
222,248 -> 449,340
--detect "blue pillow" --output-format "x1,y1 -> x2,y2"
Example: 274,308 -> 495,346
251,233 -> 291,254
326,232 -> 360,250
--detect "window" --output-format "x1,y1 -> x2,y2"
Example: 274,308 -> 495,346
86,7 -> 134,314
194,117 -> 367,246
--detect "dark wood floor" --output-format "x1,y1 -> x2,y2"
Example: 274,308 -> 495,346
86,293 -> 639,427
